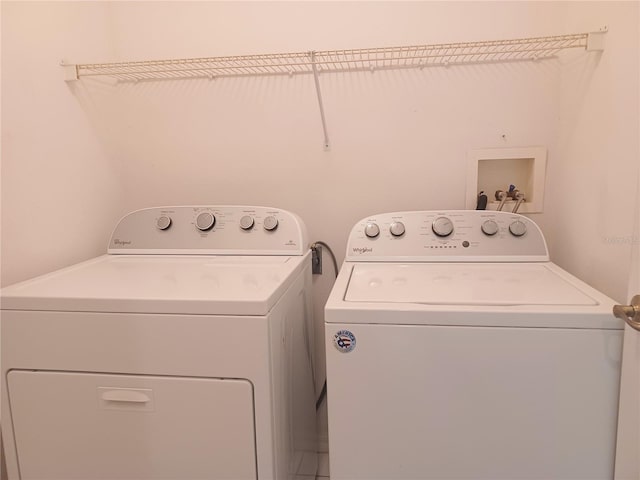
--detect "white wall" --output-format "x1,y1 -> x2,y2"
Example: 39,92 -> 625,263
546,1 -> 639,304
1,1 -> 126,287
2,0 -> 638,456
98,1 -> 567,254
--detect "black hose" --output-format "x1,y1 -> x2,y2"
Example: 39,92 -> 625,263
311,240 -> 338,411
315,380 -> 327,410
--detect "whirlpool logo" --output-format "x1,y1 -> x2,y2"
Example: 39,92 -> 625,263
352,247 -> 373,254
113,239 -> 132,246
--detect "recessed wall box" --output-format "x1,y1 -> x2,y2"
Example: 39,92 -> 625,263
466,146 -> 547,213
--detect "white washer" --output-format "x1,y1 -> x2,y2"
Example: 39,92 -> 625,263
325,210 -> 623,480
1,205 -> 317,480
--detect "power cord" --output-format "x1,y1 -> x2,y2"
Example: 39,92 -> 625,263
311,240 -> 338,410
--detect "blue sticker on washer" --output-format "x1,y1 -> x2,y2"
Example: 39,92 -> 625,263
334,330 -> 356,353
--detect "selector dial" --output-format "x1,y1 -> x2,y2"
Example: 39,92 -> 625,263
389,221 -> 405,237
156,215 -> 172,231
481,220 -> 499,236
509,220 -> 527,237
364,222 -> 380,238
239,215 -> 255,231
432,217 -> 454,237
195,212 -> 216,231
263,216 -> 279,231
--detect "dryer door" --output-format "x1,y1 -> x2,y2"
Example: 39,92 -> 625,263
7,371 -> 257,479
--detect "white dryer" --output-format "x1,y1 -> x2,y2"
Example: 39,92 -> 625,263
325,210 -> 623,480
1,205 -> 317,480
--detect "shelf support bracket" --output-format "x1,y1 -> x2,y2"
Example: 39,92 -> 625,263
310,51 -> 330,151
586,26 -> 607,51
60,60 -> 79,81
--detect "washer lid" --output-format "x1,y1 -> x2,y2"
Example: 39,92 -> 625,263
1,254 -> 307,316
345,263 -> 598,306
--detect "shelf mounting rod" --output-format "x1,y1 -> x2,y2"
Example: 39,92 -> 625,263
310,51 -> 330,150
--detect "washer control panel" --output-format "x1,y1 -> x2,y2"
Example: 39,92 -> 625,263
346,210 -> 548,262
109,205 -> 307,255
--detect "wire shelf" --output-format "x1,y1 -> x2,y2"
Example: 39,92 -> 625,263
62,29 -> 606,149
66,32 -> 600,82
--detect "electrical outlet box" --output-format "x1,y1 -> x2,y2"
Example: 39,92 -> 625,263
312,245 -> 323,274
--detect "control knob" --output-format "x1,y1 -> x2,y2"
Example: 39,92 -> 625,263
509,220 -> 527,237
390,221 -> 405,237
156,215 -> 172,231
481,220 -> 499,236
239,215 -> 255,230
195,212 -> 216,231
263,216 -> 279,231
364,222 -> 380,238
432,216 -> 454,237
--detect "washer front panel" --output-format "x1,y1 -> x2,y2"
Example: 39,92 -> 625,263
325,322 -> 622,480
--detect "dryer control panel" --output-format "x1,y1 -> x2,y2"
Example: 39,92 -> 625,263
346,210 -> 548,262
108,206 -> 308,255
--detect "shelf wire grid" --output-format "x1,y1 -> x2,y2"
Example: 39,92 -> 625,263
73,33 -> 590,82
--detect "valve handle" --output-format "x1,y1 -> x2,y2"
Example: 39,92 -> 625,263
613,295 -> 640,331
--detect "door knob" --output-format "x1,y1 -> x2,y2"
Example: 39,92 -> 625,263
613,295 -> 640,331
